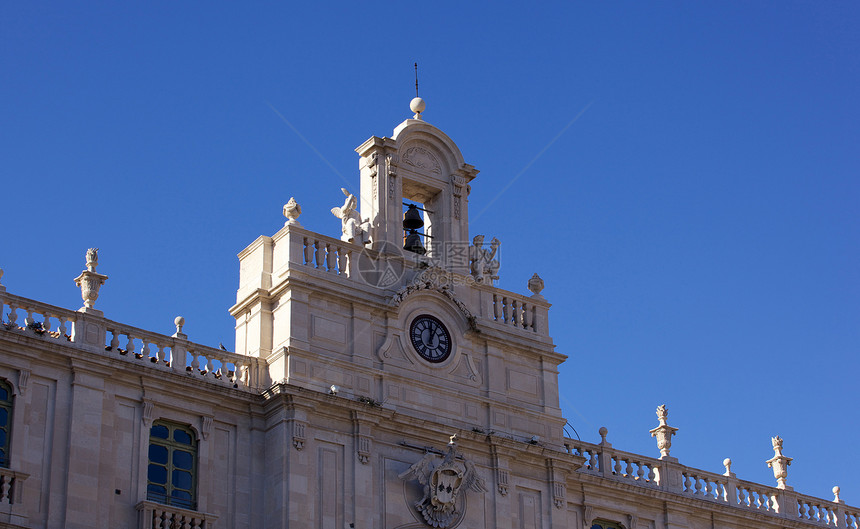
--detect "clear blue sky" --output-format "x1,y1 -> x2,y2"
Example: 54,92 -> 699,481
2,2 -> 858,502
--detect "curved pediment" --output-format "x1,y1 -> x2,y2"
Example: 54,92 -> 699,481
389,267 -> 477,332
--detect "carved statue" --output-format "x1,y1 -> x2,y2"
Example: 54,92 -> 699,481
398,436 -> 487,528
469,235 -> 500,284
331,188 -> 371,245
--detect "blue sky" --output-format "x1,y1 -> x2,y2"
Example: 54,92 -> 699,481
2,2 -> 858,502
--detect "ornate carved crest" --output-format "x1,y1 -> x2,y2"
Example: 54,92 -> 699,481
399,436 -> 487,528
403,146 -> 441,174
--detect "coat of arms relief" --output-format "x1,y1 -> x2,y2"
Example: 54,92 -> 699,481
398,435 -> 487,528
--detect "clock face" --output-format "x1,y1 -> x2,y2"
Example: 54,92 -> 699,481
409,315 -> 452,363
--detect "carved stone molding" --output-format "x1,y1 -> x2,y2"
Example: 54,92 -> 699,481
497,468 -> 509,496
201,415 -> 213,441
292,420 -> 306,450
627,514 -> 638,529
583,505 -> 594,529
142,400 -> 155,427
16,369 -> 29,396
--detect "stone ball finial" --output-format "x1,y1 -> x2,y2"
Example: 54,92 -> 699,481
174,316 -> 185,333
599,426 -> 608,443
723,458 -> 732,476
410,97 -> 426,119
833,486 -> 841,503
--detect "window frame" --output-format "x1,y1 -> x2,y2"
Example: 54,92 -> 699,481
0,379 -> 13,469
146,420 -> 198,511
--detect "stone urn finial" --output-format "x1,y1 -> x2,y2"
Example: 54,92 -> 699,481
528,273 -> 545,300
766,435 -> 793,490
73,248 -> 108,313
283,197 -> 302,227
833,486 -> 841,504
649,404 -> 679,459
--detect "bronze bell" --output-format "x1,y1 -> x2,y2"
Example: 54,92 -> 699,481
403,231 -> 426,255
402,204 -> 424,230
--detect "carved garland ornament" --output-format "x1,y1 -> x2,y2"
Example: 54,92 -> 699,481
389,267 -> 477,331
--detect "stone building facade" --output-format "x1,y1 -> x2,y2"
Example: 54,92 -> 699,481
0,101 -> 856,529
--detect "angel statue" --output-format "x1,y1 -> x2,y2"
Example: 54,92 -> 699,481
331,188 -> 371,245
469,235 -> 500,284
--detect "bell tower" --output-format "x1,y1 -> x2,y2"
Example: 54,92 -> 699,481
355,98 -> 478,273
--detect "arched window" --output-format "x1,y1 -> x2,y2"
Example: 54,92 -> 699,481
147,420 -> 198,510
0,379 -> 12,468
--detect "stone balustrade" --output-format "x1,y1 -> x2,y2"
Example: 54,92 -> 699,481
488,291 -> 544,334
566,435 -> 859,527
0,467 -> 28,506
0,290 -> 265,391
104,321 -> 263,390
301,233 -> 357,277
0,293 -> 77,343
136,501 -> 217,529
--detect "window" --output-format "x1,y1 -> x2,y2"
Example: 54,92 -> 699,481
592,521 -> 624,529
147,420 -> 197,510
0,379 -> 12,468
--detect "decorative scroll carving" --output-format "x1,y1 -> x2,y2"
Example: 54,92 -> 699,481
201,415 -> 213,441
142,400 -> 155,427
403,146 -> 441,174
16,369 -> 29,396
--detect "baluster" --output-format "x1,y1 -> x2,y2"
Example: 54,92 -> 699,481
493,294 -> 500,322
325,243 -> 335,272
314,241 -> 323,268
157,343 -> 166,364
190,351 -> 200,373
303,237 -> 313,265
182,515 -> 192,529
511,299 -> 520,327
24,309 -> 35,327
337,247 -> 348,275
636,462 -> 645,481
694,476 -> 703,496
0,475 -> 9,502
7,303 -> 18,327
191,517 -> 202,529
42,313 -> 52,333
502,297 -> 510,323
58,316 -> 67,337
624,459 -> 634,478
141,340 -> 151,361
159,510 -> 169,529
126,335 -> 136,357
530,305 -> 537,332
705,479 -> 713,499
206,356 -> 215,375
110,330 -> 120,351
589,451 -> 599,471
613,456 -> 623,476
